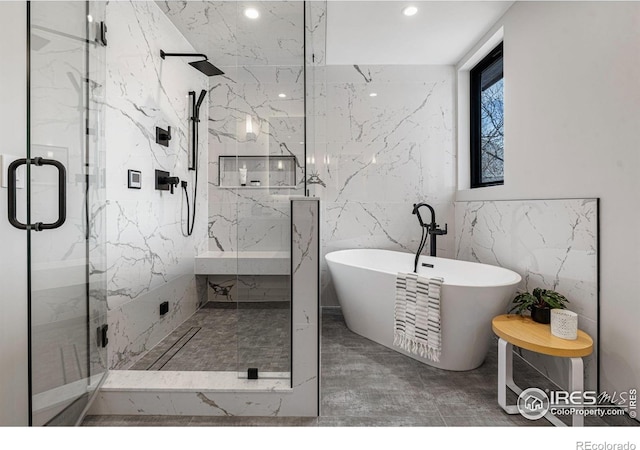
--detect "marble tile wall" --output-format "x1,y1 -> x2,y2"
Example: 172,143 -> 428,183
290,198 -> 320,409
316,65 -> 457,306
207,275 -> 289,303
206,59 -> 305,254
105,1 -> 209,369
455,199 -> 599,390
158,1 -> 306,254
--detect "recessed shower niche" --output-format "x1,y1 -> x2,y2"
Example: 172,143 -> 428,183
218,155 -> 297,189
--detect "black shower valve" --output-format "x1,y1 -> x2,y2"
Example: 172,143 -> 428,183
156,126 -> 172,147
155,169 -> 180,194
163,176 -> 180,194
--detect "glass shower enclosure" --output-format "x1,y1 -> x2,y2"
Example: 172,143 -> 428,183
5,0 -> 108,425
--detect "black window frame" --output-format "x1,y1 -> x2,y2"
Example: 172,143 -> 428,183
470,42 -> 504,189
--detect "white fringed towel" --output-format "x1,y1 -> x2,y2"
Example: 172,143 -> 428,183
393,272 -> 443,362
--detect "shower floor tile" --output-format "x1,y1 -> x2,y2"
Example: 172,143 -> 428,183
129,301 -> 290,373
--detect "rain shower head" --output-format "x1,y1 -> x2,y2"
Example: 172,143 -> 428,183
160,50 -> 224,77
189,59 -> 224,77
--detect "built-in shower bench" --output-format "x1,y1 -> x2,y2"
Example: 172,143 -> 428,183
195,251 -> 289,276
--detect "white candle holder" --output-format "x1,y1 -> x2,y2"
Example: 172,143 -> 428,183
550,309 -> 578,340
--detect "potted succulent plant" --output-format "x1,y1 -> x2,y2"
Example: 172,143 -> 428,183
509,287 -> 570,324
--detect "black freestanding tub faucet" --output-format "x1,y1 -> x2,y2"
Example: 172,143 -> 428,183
412,202 -> 448,272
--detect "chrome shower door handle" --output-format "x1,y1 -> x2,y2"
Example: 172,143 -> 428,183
7,157 -> 67,231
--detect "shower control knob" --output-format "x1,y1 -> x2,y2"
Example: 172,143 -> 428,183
155,170 -> 180,194
163,176 -> 180,194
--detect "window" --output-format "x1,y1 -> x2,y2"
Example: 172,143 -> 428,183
470,42 -> 504,188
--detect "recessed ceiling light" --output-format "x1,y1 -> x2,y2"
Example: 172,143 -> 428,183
278,93 -> 286,98
244,8 -> 259,19
369,92 -> 378,97
402,6 -> 418,17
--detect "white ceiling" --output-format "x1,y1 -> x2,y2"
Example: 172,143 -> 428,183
326,1 -> 514,65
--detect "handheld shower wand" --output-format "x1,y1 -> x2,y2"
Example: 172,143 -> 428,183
194,90 -> 206,121
183,89 -> 208,237
189,89 -> 207,170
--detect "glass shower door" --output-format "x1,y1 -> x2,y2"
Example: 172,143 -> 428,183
234,1 -> 305,382
25,0 -> 107,426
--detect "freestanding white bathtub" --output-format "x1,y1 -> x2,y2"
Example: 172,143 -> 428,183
325,249 -> 522,371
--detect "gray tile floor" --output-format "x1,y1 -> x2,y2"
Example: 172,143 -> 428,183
130,302 -> 290,373
82,309 -> 639,427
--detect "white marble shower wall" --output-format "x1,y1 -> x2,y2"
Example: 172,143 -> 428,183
105,1 -> 208,369
316,65 -> 457,306
205,6 -> 305,309
207,275 -> 290,303
455,199 -> 598,391
206,64 -> 304,253
207,37 -> 305,254
157,1 -> 306,254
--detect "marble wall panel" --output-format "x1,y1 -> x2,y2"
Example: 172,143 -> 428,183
317,65 -> 456,306
109,274 -> 206,370
105,1 -> 209,369
306,1 -> 327,67
207,275 -> 289,303
207,65 -> 305,253
158,1 -> 327,266
455,198 -> 599,390
291,198 -> 320,409
159,1 -> 307,255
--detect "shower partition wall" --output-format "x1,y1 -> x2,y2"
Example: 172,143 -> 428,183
7,0 -> 108,426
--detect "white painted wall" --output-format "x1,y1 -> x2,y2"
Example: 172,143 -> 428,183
0,1 -> 28,426
457,1 -> 640,399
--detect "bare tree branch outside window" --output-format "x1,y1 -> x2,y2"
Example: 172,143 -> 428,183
480,78 -> 504,183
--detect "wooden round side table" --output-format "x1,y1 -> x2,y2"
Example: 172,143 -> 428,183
491,314 -> 593,427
